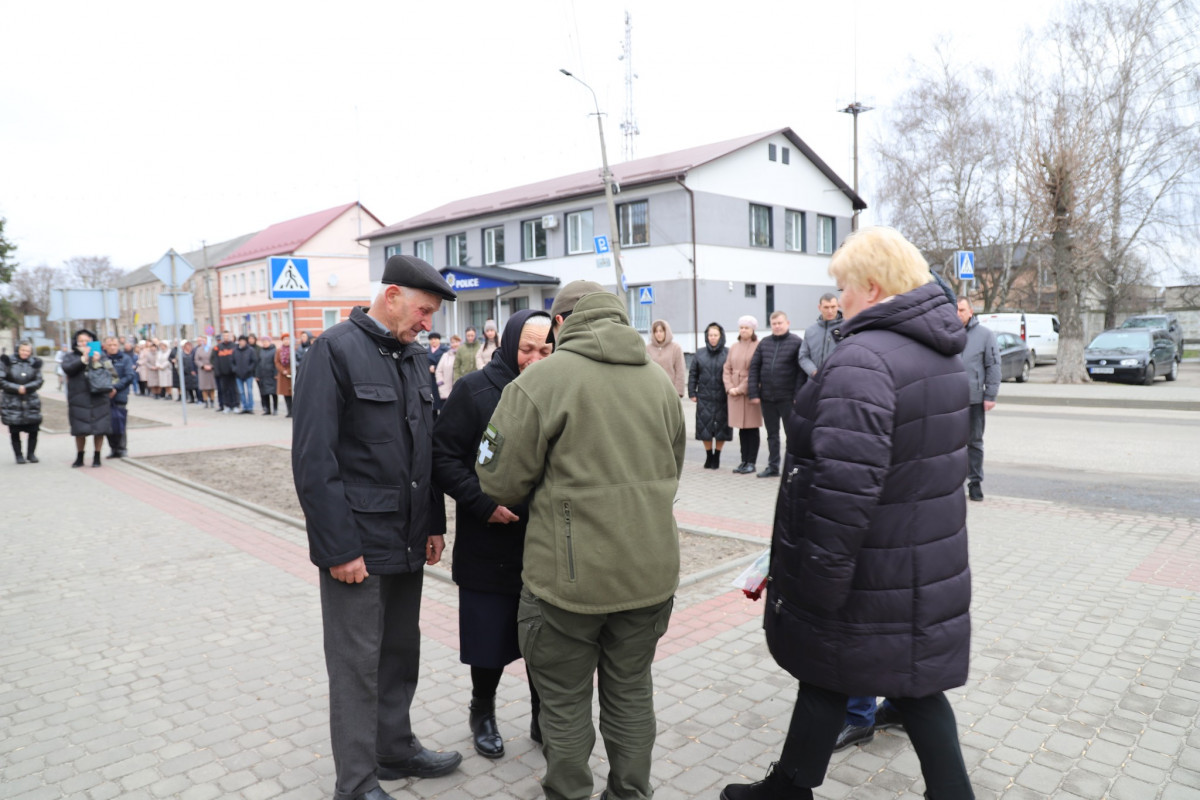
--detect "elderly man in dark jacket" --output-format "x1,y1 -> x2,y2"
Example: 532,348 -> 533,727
103,336 -> 136,458
723,227 -> 974,800
213,332 -> 237,413
747,311 -> 802,478
292,255 -> 460,800
432,309 -> 553,760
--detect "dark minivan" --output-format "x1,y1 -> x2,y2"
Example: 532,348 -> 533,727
1085,328 -> 1180,384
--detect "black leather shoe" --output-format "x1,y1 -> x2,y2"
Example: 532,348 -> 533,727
874,703 -> 905,731
377,748 -> 462,780
756,467 -> 780,478
721,762 -> 810,799
733,462 -> 756,474
968,482 -> 983,502
469,699 -> 504,759
26,454 -> 38,463
833,722 -> 874,751
354,788 -> 397,800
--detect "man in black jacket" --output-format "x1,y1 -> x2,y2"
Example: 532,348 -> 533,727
292,255 -> 459,800
747,311 -> 802,477
213,331 -> 237,414
103,337 -> 136,458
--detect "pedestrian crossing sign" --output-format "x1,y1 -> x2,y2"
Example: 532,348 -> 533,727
638,286 -> 655,305
270,257 -> 311,299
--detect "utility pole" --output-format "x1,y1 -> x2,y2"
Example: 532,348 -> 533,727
560,69 -> 627,304
839,101 -> 872,231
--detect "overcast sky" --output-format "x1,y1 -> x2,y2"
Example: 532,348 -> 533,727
2,0 -> 1055,273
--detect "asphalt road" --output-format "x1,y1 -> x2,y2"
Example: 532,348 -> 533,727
984,405 -> 1200,519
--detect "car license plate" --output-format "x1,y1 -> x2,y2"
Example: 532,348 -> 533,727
1090,367 -> 1115,374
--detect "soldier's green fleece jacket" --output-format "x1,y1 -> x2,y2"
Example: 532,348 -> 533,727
477,291 -> 686,614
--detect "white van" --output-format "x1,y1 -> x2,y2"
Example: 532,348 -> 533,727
977,312 -> 1060,364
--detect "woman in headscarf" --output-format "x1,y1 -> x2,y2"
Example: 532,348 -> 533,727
724,315 -> 763,474
1,340 -> 44,463
721,227 -> 973,800
61,329 -> 116,468
646,318 -> 686,397
432,309 -> 554,759
688,321 -> 733,469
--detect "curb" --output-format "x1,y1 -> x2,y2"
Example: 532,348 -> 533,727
1000,394 -> 1199,411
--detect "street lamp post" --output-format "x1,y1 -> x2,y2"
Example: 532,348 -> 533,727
560,69 -> 627,304
839,101 -> 872,231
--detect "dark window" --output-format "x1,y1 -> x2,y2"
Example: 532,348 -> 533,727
766,285 -> 775,316
745,284 -> 757,298
782,147 -> 790,165
768,143 -> 777,162
618,200 -> 649,247
750,204 -> 772,248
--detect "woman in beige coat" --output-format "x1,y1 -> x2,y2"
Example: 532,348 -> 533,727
723,315 -> 763,474
646,319 -> 686,397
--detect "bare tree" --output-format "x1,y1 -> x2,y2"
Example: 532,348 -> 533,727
9,263 -> 66,341
64,255 -> 123,289
0,217 -> 18,329
1078,0 -> 1200,328
874,43 -> 1037,311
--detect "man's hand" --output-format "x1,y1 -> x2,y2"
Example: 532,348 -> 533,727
488,506 -> 519,524
749,398 -> 760,405
108,389 -> 116,398
690,396 -> 698,403
983,400 -> 996,412
426,535 -> 446,566
330,556 -> 368,584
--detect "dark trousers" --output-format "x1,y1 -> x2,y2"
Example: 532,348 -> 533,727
217,375 -> 238,410
259,389 -> 277,413
760,399 -> 791,472
777,683 -> 974,799
10,424 -> 37,457
108,402 -> 128,453
968,403 -> 985,485
320,569 -> 425,800
738,428 -> 760,465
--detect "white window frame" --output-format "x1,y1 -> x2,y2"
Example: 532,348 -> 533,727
523,219 -> 547,260
785,210 -> 806,252
626,285 -> 652,332
566,210 -> 594,255
415,239 -> 433,264
385,243 -> 403,259
750,203 -> 772,248
618,200 -> 649,247
484,226 -> 505,266
816,215 -> 835,255
323,309 -> 340,330
447,233 -> 467,267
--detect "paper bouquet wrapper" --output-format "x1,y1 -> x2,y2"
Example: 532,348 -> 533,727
732,549 -> 770,601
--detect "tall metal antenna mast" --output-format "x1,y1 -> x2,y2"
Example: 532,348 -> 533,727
618,11 -> 639,161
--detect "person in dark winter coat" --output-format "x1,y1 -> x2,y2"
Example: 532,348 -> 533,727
61,329 -> 116,468
231,335 -> 258,414
426,332 -> 449,416
255,336 -> 279,415
722,227 -> 974,800
291,255 -> 462,799
797,293 -> 843,379
957,299 -> 1000,502
103,337 -> 136,459
747,311 -> 803,477
180,341 -> 199,404
688,321 -> 732,469
432,309 -> 553,760
212,332 -> 237,413
1,341 -> 44,463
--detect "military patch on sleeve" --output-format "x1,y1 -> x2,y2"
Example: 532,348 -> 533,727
477,423 -> 503,469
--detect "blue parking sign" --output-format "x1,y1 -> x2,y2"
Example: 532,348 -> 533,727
594,235 -> 610,254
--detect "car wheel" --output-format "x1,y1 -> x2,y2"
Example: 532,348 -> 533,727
1016,359 -> 1030,383
1029,349 -> 1037,365
1143,362 -> 1156,385
1165,358 -> 1179,382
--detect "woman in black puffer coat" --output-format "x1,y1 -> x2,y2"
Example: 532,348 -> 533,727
1,341 -> 44,463
722,228 -> 974,800
432,309 -> 554,759
688,321 -> 732,470
61,329 -> 116,468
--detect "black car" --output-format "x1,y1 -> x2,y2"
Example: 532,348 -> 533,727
1085,328 -> 1180,384
1121,314 -> 1184,359
994,331 -> 1033,383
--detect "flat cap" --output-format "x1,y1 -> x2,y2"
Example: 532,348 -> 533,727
382,254 -> 457,301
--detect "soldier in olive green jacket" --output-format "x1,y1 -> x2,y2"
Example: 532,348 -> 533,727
478,286 -> 685,800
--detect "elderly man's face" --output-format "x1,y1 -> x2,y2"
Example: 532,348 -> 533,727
104,338 -> 120,355
385,286 -> 442,344
516,323 -> 554,372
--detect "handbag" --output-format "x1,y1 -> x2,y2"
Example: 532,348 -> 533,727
87,365 -> 114,395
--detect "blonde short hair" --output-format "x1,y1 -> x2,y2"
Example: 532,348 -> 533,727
828,226 -> 932,298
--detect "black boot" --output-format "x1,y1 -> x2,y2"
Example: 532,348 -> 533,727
14,449 -> 26,465
721,762 -> 812,800
72,452 -> 85,468
712,451 -> 721,470
26,430 -> 38,463
704,450 -> 714,469
469,698 -> 504,759
92,451 -> 102,468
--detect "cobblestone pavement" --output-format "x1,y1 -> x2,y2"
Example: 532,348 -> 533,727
2,390 -> 1199,799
